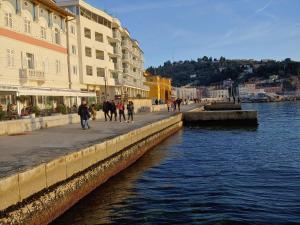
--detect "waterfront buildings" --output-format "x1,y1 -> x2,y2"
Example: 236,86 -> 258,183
0,0 -> 96,113
172,87 -> 197,100
144,72 -> 172,103
0,0 -> 148,114
57,0 -> 149,102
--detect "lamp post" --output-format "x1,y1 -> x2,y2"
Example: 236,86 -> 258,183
104,67 -> 107,100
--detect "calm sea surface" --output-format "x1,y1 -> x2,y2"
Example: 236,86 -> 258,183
52,102 -> 300,225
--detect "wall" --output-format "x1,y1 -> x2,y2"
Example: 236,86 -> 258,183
0,113 -> 183,217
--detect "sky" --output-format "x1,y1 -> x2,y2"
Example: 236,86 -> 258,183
86,0 -> 300,67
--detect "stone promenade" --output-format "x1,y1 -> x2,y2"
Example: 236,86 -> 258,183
0,105 -> 196,178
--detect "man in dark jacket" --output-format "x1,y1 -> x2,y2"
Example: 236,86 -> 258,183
78,100 -> 91,130
110,100 -> 117,121
102,100 -> 111,121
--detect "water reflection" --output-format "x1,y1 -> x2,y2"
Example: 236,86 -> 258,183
51,131 -> 183,225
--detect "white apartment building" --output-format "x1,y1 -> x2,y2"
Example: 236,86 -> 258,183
207,89 -> 229,100
172,87 -> 197,100
57,0 -> 149,102
0,0 -> 95,112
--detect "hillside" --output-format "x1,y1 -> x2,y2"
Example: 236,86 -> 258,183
147,57 -> 300,87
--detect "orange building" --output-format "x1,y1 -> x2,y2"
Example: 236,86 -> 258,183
144,72 -> 172,103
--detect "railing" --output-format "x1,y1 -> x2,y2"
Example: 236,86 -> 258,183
20,68 -> 45,81
113,30 -> 121,40
122,40 -> 132,49
122,53 -> 131,63
113,46 -> 121,55
123,68 -> 130,74
114,62 -> 122,71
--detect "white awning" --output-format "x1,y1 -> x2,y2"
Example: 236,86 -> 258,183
18,88 -> 96,97
0,86 -> 96,97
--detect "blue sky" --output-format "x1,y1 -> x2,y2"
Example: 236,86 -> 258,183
86,0 -> 300,67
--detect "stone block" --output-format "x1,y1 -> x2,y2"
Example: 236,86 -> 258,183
19,164 -> 47,201
0,174 -> 20,211
66,151 -> 83,178
95,142 -> 108,162
45,157 -> 67,187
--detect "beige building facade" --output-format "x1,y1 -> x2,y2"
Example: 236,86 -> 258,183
0,0 -> 95,113
57,0 -> 149,102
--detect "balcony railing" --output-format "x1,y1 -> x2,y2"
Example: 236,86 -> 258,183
20,68 -> 45,81
113,30 -> 121,40
122,40 -> 132,49
123,68 -> 130,74
122,54 -> 131,63
113,46 -> 122,55
114,62 -> 122,71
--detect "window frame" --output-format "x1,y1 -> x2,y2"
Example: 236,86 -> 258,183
86,65 -> 93,76
96,67 -> 105,77
85,47 -> 92,57
4,12 -> 13,28
84,27 -> 91,39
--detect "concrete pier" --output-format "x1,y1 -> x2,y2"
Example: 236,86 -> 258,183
183,110 -> 258,126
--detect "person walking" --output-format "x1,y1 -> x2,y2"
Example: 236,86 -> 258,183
173,99 -> 177,111
110,100 -> 117,121
176,98 -> 182,111
90,104 -> 97,120
78,100 -> 91,130
127,101 -> 134,123
117,101 -> 126,122
102,100 -> 111,121
167,99 -> 172,112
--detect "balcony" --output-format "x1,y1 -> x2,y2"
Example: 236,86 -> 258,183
121,40 -> 132,50
113,30 -> 121,40
122,53 -> 131,63
123,68 -> 130,74
20,68 -> 45,82
114,62 -> 122,71
113,46 -> 122,56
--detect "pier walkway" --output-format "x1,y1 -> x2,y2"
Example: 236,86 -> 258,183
0,105 -> 196,178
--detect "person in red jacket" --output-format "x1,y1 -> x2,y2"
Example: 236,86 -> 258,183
117,101 -> 126,122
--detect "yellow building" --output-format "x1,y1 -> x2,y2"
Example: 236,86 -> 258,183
144,72 -> 172,103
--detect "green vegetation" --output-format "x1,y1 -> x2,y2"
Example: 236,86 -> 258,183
147,57 -> 300,87
56,104 -> 67,114
0,108 -> 6,121
31,106 -> 41,117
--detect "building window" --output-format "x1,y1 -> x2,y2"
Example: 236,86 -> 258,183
70,25 -> 75,35
95,32 -> 103,42
41,27 -> 47,39
84,28 -> 91,39
95,50 -> 104,60
24,17 -> 31,33
97,67 -> 105,77
54,28 -> 60,44
6,49 -> 14,68
85,47 -> 92,57
55,60 -> 61,74
72,65 -> 77,75
26,53 -> 34,69
4,12 -> 13,28
86,65 -> 93,76
71,45 -> 77,55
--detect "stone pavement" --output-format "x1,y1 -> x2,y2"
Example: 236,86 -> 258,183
0,105 -> 197,178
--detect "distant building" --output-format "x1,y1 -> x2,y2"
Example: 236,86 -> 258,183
173,87 -> 197,100
207,88 -> 229,100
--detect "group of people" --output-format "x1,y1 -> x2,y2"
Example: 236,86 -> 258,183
167,98 -> 183,112
102,100 -> 134,123
78,100 -> 135,130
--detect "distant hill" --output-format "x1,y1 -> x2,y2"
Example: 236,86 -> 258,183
146,57 -> 300,87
